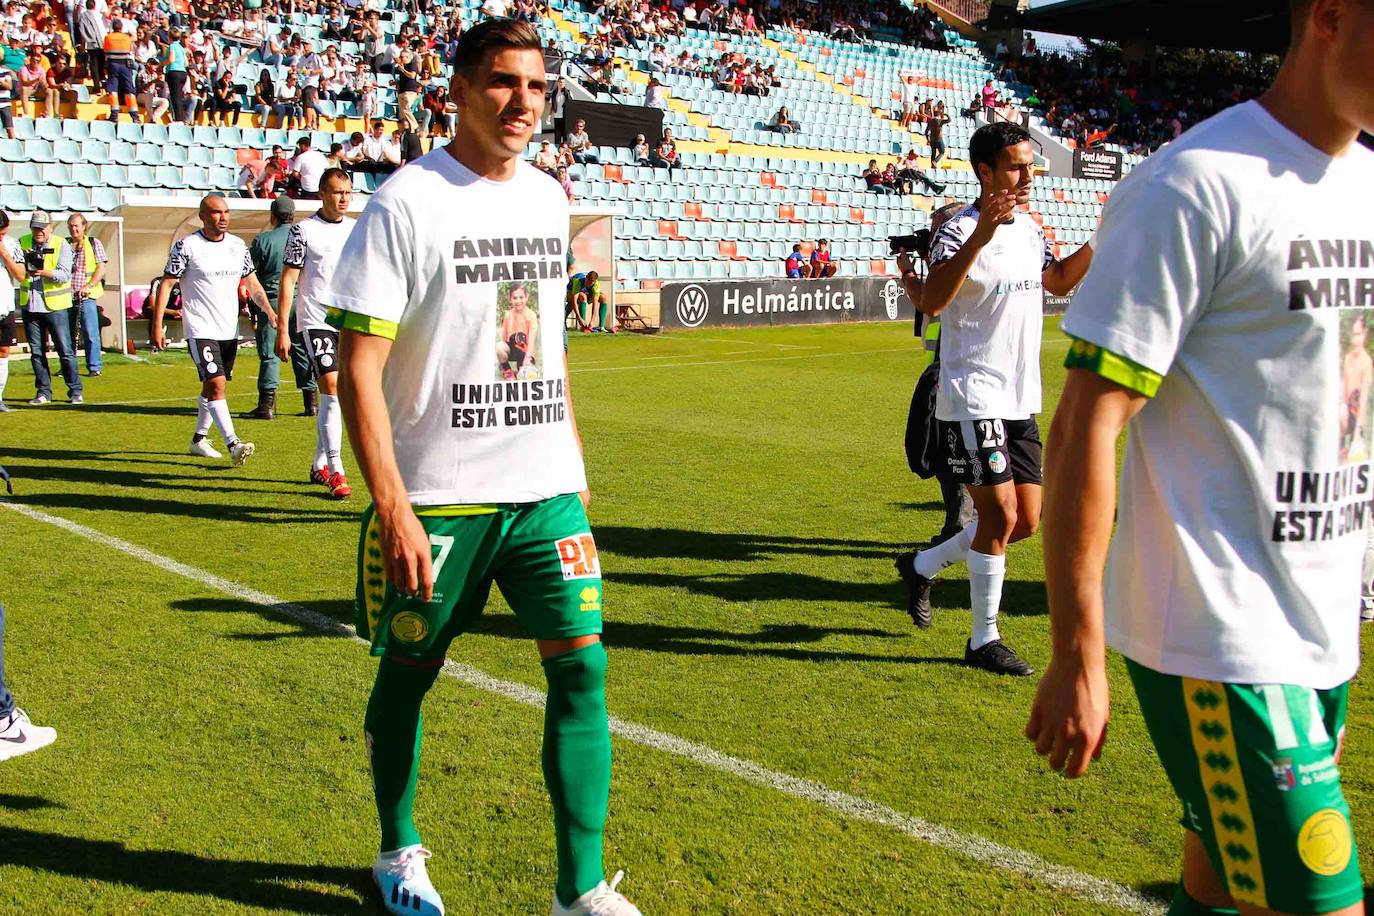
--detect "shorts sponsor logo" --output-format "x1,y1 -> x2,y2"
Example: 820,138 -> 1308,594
988,451 -> 1007,475
390,610 -> 429,643
1272,757 -> 1296,791
1297,808 -> 1353,877
880,279 -> 902,320
675,283 -> 709,328
579,585 -> 601,612
556,533 -> 601,581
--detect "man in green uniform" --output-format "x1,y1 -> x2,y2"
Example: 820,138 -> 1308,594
243,194 -> 317,419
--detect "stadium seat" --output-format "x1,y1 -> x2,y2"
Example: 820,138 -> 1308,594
183,166 -> 214,190
88,120 -> 117,143
40,163 -> 73,187
155,165 -> 188,189
32,185 -> 63,212
1,186 -> 33,212
54,140 -> 82,164
135,143 -> 164,166
116,122 -> 143,143
100,165 -> 132,188
163,145 -> 190,166
93,187 -> 122,212
34,118 -> 63,141
166,123 -> 193,146
128,165 -> 158,188
80,139 -> 112,164
23,139 -> 55,163
61,187 -> 93,212
144,123 -> 170,146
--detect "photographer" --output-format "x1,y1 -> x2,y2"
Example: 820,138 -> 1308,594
895,203 -> 974,578
18,211 -> 82,406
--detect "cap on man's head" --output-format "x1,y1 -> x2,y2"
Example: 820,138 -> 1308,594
270,195 -> 296,221
29,210 -> 52,230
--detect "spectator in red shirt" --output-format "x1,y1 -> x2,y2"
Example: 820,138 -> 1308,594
785,244 -> 806,278
808,239 -> 836,278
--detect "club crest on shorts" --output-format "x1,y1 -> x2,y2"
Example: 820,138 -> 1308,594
988,450 -> 1007,475
1272,757 -> 1296,791
556,533 -> 601,580
1297,808 -> 1353,876
390,611 -> 429,643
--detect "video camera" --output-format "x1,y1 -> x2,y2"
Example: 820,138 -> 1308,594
23,245 -> 51,273
888,228 -> 933,260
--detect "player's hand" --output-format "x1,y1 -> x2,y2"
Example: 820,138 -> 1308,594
895,248 -> 915,276
971,188 -> 1017,244
264,308 -> 279,329
378,505 -> 434,602
579,488 -> 590,509
1025,657 -> 1109,778
274,333 -> 291,361
151,326 -> 167,352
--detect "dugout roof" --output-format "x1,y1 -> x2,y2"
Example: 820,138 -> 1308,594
1016,0 -> 1290,52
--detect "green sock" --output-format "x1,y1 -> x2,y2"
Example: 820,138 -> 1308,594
1168,885 -> 1239,916
597,302 -> 609,330
543,642 -> 611,906
364,656 -> 442,853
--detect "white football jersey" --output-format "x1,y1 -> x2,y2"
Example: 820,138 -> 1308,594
163,230 -> 254,341
284,212 -> 356,333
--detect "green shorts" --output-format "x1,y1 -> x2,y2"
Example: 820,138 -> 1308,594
354,493 -> 603,662
1127,659 -> 1361,914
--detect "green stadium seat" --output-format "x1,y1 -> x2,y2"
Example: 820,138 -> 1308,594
12,162 -> 40,185
100,164 -> 132,188
61,187 -> 92,212
0,137 -> 22,161
163,145 -> 190,166
23,139 -> 55,163
34,118 -> 62,141
111,141 -> 138,165
264,128 -> 289,148
135,143 -> 164,165
209,165 -> 236,188
187,146 -> 215,167
155,165 -> 187,189
128,164 -> 157,187
212,147 -> 238,168
192,126 -> 220,146
79,139 -> 111,164
87,120 -> 117,143
93,187 -> 121,212
71,162 -> 101,187
240,127 -> 267,147
183,166 -> 214,190
116,121 -> 143,143
32,185 -> 63,212
41,163 -> 73,186
54,139 -> 82,164
1,186 -> 33,211
0,162 -> 8,184
166,123 -> 193,145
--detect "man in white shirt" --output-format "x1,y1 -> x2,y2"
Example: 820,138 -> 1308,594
0,212 -> 24,410
152,195 -> 276,466
354,118 -> 397,174
290,136 -> 329,199
326,19 -> 641,916
895,121 -> 1093,675
277,168 -> 356,499
1027,2 -> 1373,914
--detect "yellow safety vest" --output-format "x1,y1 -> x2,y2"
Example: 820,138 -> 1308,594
77,237 -> 104,300
17,235 -> 71,312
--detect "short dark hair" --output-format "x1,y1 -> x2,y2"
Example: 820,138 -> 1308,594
297,136 -> 311,148
0,212 -> 8,230
453,17 -> 542,78
969,121 -> 1032,175
320,167 -> 351,190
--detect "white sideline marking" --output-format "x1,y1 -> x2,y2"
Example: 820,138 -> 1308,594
573,346 -> 916,373
2,501 -> 1164,915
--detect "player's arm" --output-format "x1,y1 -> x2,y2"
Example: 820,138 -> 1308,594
1043,241 -> 1094,297
895,249 -> 923,305
275,265 -> 301,358
1026,359 -> 1152,778
564,357 -> 589,508
86,243 -> 107,294
0,239 -> 25,284
338,328 -> 435,600
919,188 -> 1015,317
243,272 -> 276,327
150,274 -> 177,351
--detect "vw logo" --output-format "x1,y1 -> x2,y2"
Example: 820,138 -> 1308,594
880,279 -> 903,320
675,283 -> 710,328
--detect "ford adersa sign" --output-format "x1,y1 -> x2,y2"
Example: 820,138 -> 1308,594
1072,148 -> 1123,182
661,278 -> 913,329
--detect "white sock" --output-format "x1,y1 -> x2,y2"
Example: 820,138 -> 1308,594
207,398 -> 238,446
195,396 -> 213,437
967,549 -> 1006,650
321,393 -> 345,475
0,355 -> 9,402
914,523 -> 975,579
313,402 -> 329,470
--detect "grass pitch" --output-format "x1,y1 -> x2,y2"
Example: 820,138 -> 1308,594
0,319 -> 1370,915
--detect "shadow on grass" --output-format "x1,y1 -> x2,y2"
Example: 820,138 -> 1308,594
0,794 -> 64,811
0,462 -> 316,496
8,490 -> 358,524
172,596 -> 969,667
13,403 -> 198,417
0,826 -> 373,913
595,525 -> 899,562
0,446 -> 188,465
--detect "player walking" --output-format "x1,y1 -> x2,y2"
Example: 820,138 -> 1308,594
328,19 -> 641,916
276,168 -> 356,499
152,195 -> 275,465
894,121 -> 1094,675
1027,1 -> 1372,913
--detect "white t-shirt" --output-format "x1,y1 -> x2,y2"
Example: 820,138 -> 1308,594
3,235 -> 21,307
900,81 -> 918,106
284,212 -> 356,333
325,150 -> 587,506
294,148 -> 329,193
928,206 -> 1052,422
1062,100 -> 1374,689
163,230 -> 254,341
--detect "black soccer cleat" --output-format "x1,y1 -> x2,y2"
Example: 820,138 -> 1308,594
894,551 -> 934,629
964,639 -> 1034,676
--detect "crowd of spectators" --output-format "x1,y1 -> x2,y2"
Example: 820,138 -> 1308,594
863,151 -> 945,196
1003,40 -> 1276,155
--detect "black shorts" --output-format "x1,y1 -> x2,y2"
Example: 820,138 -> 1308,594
306,328 -> 339,376
940,417 -> 1042,487
188,337 -> 239,382
0,311 -> 16,347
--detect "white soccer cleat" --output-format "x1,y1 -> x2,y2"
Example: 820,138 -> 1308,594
0,708 -> 57,762
188,437 -> 223,459
552,871 -> 643,916
374,846 -> 444,915
229,440 -> 256,466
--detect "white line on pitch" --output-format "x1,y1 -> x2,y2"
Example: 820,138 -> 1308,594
573,346 -> 916,374
646,335 -> 820,350
1,501 -> 1164,915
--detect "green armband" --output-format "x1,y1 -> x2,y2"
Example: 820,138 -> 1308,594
326,306 -> 399,341
1064,336 -> 1163,397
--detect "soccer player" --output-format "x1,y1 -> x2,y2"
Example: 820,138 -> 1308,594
0,602 -> 57,763
327,19 -> 641,916
0,212 -> 25,412
568,269 -> 614,333
276,168 -> 356,499
152,195 -> 275,466
894,121 -> 1094,675
1026,2 -> 1372,914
